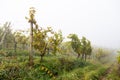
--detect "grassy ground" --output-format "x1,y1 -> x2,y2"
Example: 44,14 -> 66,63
0,50 -> 118,80
105,63 -> 120,80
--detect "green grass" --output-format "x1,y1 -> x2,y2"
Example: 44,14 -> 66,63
0,50 -> 118,80
106,64 -> 120,80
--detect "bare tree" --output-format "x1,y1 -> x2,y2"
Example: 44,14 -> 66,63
0,22 -> 11,47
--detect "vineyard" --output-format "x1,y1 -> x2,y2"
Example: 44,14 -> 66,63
0,7 -> 120,80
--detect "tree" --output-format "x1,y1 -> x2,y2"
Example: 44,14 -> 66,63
86,40 -> 92,59
33,27 -> 53,62
3,27 -> 14,50
60,41 -> 74,55
81,37 -> 92,61
14,31 -> 28,51
13,31 -> 21,52
68,34 -> 92,61
68,34 -> 82,58
48,30 -> 63,55
33,27 -> 63,62
95,48 -> 104,60
0,22 -> 11,48
81,36 -> 87,60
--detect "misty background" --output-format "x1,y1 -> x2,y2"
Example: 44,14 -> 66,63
0,0 -> 120,49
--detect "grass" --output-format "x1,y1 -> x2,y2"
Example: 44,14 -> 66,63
0,50 -> 118,80
106,64 -> 120,80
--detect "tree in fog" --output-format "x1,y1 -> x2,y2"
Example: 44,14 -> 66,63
68,34 -> 92,61
0,22 -> 12,49
48,30 -> 63,55
14,31 -> 28,51
33,27 -> 53,61
68,34 -> 82,58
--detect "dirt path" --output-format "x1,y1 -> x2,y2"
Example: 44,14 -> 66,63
99,64 -> 114,80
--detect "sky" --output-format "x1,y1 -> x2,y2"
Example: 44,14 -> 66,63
0,0 -> 120,49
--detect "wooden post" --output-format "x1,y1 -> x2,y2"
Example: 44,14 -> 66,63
26,7 -> 36,66
29,21 -> 34,66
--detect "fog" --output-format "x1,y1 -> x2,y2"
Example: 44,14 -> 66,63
0,0 -> 120,49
